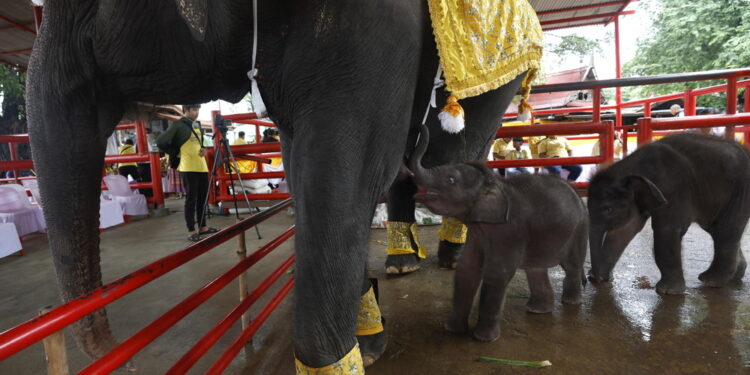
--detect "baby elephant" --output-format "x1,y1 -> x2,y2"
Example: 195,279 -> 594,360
410,126 -> 587,342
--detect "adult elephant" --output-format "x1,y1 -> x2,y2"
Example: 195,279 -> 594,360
27,0 -> 537,371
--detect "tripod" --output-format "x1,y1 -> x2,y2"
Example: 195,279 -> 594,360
201,124 -> 263,239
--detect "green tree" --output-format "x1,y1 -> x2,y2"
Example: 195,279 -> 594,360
623,0 -> 750,108
550,34 -> 603,64
0,65 -> 27,162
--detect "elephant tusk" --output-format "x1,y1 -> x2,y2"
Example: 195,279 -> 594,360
600,230 -> 608,249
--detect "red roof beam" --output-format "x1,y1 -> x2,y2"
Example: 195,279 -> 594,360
0,15 -> 36,34
543,21 -> 608,32
0,48 -> 32,57
537,0 -> 633,16
540,10 -> 635,26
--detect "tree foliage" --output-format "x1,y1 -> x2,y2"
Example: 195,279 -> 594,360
550,34 -> 603,64
0,65 -> 27,162
623,0 -> 750,108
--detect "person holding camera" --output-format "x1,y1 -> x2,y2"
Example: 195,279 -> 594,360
156,104 -> 218,241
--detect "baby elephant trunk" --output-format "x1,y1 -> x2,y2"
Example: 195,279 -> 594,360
410,125 -> 435,187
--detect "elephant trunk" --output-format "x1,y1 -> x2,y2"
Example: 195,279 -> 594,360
588,215 -> 647,283
409,125 -> 435,187
588,225 -> 614,283
27,58 -> 121,359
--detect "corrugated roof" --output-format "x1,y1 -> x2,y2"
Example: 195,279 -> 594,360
0,0 -> 634,70
507,66 -> 599,112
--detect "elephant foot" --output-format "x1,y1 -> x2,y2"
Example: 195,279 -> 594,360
443,317 -> 469,334
562,289 -> 582,305
699,269 -> 733,287
385,254 -> 420,275
526,298 -> 553,314
437,241 -> 462,269
732,256 -> 747,282
472,323 -> 501,342
357,322 -> 388,367
655,278 -> 686,295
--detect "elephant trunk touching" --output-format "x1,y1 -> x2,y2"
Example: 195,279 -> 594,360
409,125 -> 436,187
588,215 -> 647,283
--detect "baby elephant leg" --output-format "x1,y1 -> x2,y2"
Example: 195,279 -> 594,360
445,241 -> 483,334
561,225 -> 587,305
472,271 -> 515,342
525,268 -> 554,313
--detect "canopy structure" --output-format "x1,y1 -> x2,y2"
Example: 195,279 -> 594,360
0,0 -> 635,71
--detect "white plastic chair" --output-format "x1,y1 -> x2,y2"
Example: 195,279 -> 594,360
103,175 -> 149,216
0,184 -> 46,236
0,222 -> 23,258
99,195 -> 125,229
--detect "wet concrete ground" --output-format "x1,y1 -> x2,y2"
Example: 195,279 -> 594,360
1,198 -> 749,374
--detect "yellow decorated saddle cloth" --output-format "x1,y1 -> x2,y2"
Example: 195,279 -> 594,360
427,0 -> 543,101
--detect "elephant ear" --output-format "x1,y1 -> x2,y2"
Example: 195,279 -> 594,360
623,175 -> 667,211
465,163 -> 510,224
175,0 -> 208,41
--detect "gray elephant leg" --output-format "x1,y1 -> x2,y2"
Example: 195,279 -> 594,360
472,244 -> 521,342
702,198 -> 750,285
444,238 -> 483,334
356,275 -> 387,367
561,224 -> 587,304
702,230 -> 745,286
525,268 -> 554,313
472,270 -> 516,342
652,218 -> 688,295
26,19 -> 125,358
384,177 -> 421,274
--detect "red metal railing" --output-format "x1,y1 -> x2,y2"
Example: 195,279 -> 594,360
498,68 -> 750,170
207,112 -> 291,207
489,121 -> 614,189
0,199 -> 294,373
0,121 -> 165,206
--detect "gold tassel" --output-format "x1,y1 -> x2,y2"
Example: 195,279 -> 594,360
438,95 -> 465,134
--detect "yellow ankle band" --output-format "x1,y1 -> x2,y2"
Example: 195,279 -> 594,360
356,286 -> 384,336
385,221 -> 427,258
438,217 -> 467,244
295,344 -> 363,374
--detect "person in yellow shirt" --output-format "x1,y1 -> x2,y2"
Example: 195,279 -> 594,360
157,104 -> 218,241
538,135 -> 582,182
233,131 -> 248,145
117,139 -> 140,181
504,137 -> 531,175
491,137 -> 511,176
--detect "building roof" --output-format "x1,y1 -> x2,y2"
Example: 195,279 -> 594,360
0,0 -> 634,70
508,66 -> 600,113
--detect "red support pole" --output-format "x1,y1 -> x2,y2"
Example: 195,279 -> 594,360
726,77 -> 738,140
614,16 -> 623,130
602,121 -> 615,164
592,88 -> 601,123
684,89 -> 696,116
637,117 -> 652,146
148,152 -> 164,207
744,86 -> 750,149
8,142 -> 19,184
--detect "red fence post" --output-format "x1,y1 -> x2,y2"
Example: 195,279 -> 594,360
149,152 -> 164,207
637,117 -> 652,146
592,88 -> 601,123
602,121 -> 614,164
684,89 -> 696,116
726,77 -> 738,140
8,142 -> 19,184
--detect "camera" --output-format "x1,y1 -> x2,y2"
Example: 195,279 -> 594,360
214,114 -> 232,137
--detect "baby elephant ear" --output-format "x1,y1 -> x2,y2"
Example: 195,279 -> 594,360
466,187 -> 510,224
623,175 -> 667,211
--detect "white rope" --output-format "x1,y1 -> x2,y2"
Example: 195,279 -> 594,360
248,0 -> 266,116
421,65 -> 444,125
